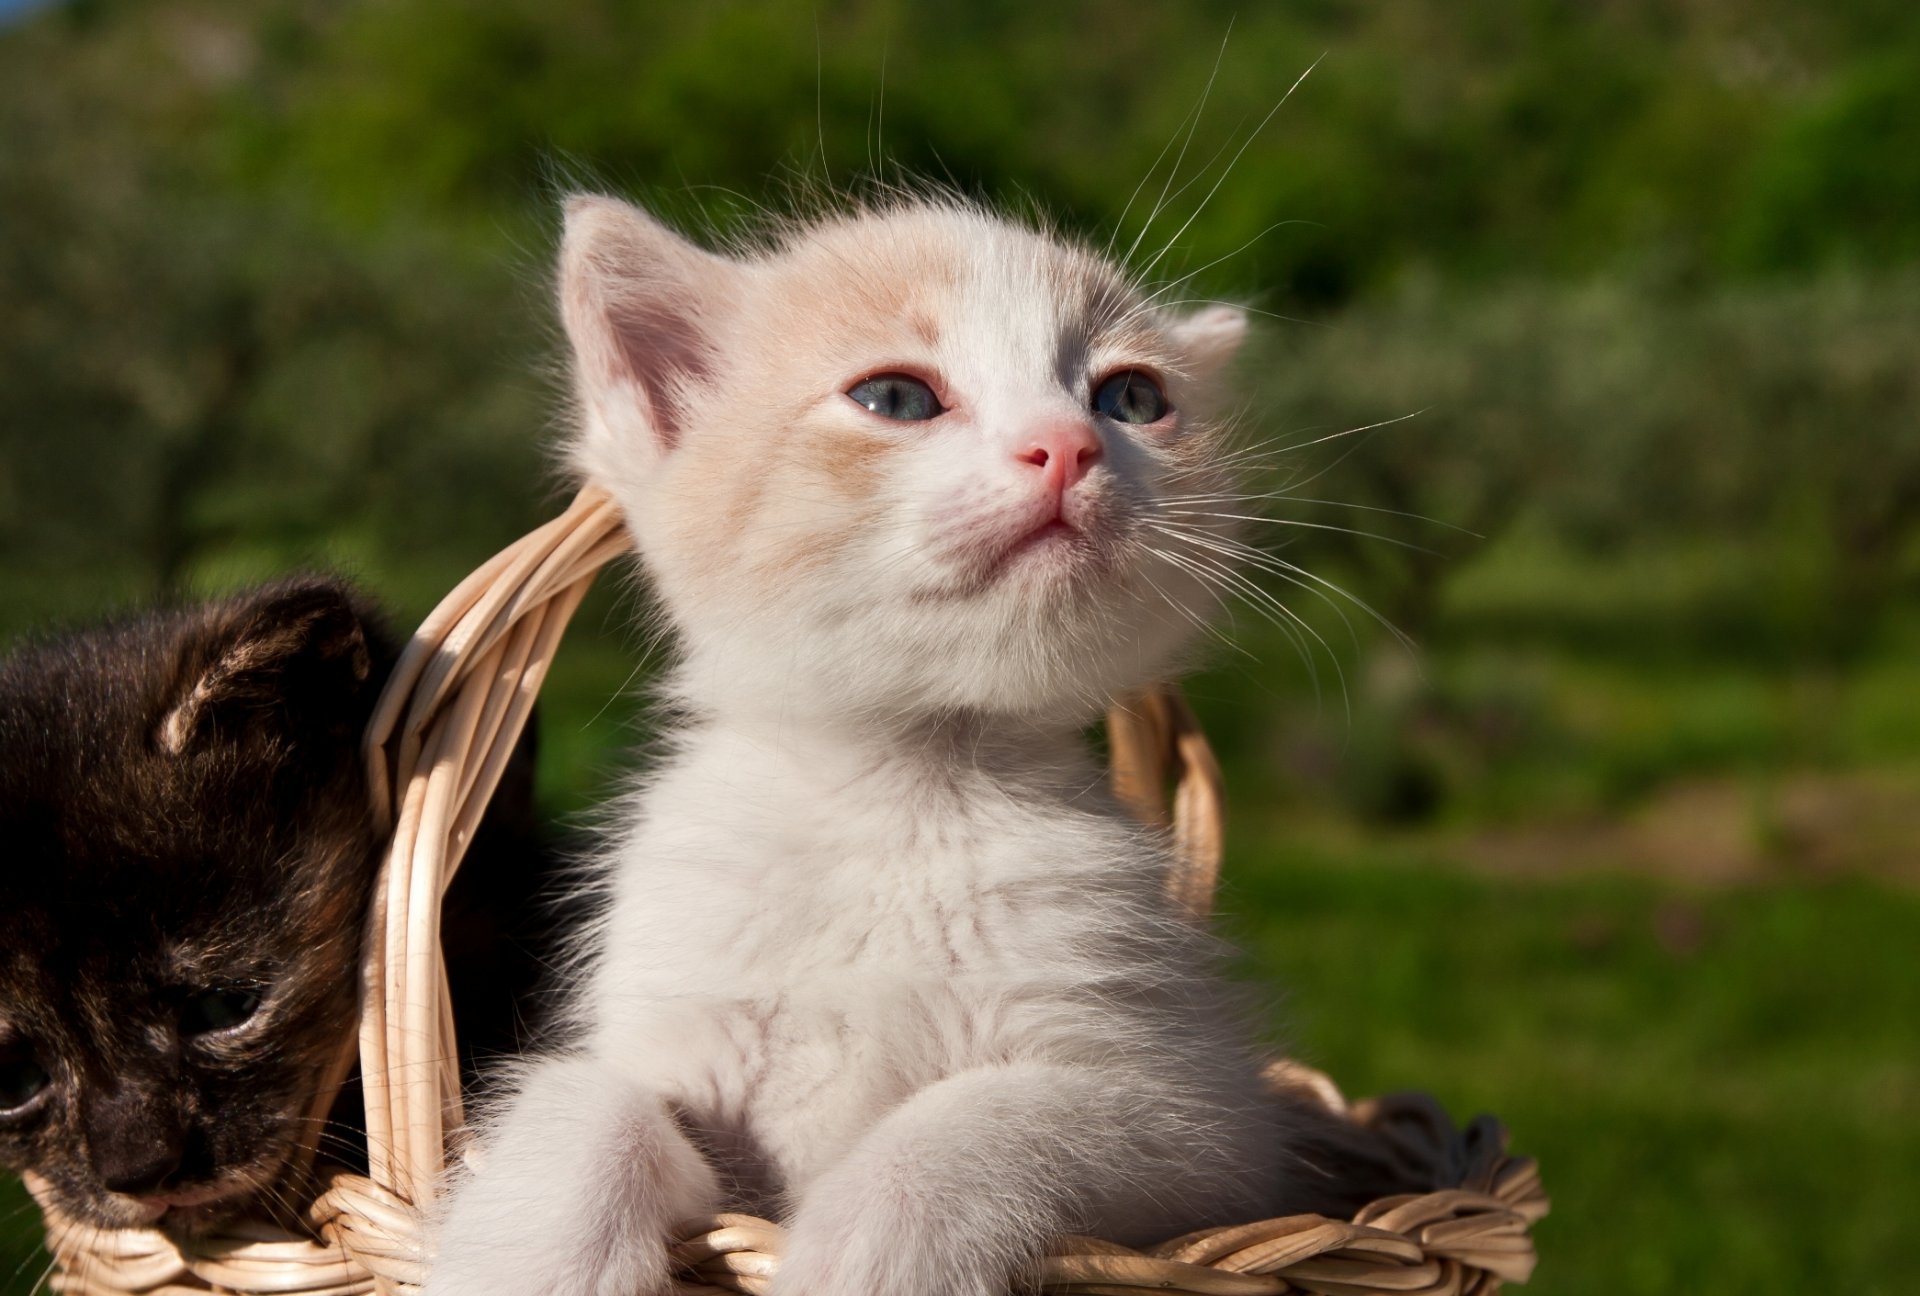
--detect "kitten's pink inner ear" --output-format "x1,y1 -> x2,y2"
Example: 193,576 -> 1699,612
1171,304 -> 1249,381
561,195 -> 730,453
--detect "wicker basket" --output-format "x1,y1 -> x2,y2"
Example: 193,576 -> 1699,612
30,487 -> 1548,1296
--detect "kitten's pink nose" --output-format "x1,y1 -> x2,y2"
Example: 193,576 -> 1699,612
1015,420 -> 1102,495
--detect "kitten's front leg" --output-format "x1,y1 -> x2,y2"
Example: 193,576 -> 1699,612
775,1063 -> 1208,1296
427,1054 -> 718,1296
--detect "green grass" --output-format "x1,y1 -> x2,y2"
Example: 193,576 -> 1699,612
1220,843 -> 1919,1296
6,849 -> 1912,1295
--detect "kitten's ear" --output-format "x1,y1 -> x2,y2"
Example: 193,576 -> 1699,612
560,194 -> 738,482
157,581 -> 380,756
1169,304 -> 1248,383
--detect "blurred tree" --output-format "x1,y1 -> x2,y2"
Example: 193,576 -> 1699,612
1730,49 -> 1920,272
0,0 -> 1915,741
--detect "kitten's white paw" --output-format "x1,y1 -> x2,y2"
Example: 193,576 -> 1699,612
775,1174 -> 1019,1296
425,1054 -> 717,1296
771,1065 -> 1108,1296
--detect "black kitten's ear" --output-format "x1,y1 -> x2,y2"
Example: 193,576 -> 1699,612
157,581 -> 379,755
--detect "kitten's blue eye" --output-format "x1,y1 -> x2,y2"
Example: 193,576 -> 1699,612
847,374 -> 943,421
180,988 -> 262,1036
0,1053 -> 49,1113
1093,371 -> 1169,425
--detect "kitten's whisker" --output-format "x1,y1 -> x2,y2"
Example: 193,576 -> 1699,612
1144,541 -> 1313,675
51,1219 -> 112,1296
1155,522 -> 1361,639
1241,409 -> 1431,463
1260,412 -> 1432,501
278,1112 -> 408,1163
1135,556 -> 1252,661
1138,55 -> 1323,282
1118,21 -> 1233,265
1165,433 -> 1405,509
8,1211 -> 55,1289
1153,545 -> 1332,705
863,88 -> 876,180
876,34 -> 890,180
1128,126 -> 1244,269
1115,224 -> 1316,336
1164,524 -> 1419,657
26,1244 -> 59,1296
1165,456 -> 1343,501
1159,491 -> 1473,535
1165,446 -> 1295,477
1136,296 -> 1330,331
1107,98 -> 1194,259
811,18 -> 830,187
1159,509 -> 1442,555
1153,524 -> 1367,660
1167,431 -> 1323,471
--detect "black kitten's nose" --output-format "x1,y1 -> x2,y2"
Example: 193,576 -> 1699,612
97,1142 -> 185,1196
85,1090 -> 187,1196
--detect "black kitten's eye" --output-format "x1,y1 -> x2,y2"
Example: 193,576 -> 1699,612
180,988 -> 262,1036
1092,371 -> 1169,424
846,374 -> 943,421
0,1053 -> 50,1113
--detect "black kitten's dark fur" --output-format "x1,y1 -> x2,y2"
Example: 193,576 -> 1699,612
0,579 -> 555,1235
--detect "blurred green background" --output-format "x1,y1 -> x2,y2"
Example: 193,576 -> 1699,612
2,1 -> 1916,1293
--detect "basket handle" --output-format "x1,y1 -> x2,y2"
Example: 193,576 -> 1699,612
1108,687 -> 1226,922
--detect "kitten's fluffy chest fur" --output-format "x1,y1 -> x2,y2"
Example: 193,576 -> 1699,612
591,720 -> 1220,1200
606,720 -> 1144,984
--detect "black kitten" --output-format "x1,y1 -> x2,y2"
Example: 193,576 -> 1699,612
0,579 -> 555,1235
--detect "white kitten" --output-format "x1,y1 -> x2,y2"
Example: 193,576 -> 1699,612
429,194 -> 1315,1296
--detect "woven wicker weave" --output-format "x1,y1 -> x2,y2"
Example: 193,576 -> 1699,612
30,487 -> 1547,1296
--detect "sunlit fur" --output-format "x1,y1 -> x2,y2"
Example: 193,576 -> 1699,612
429,194 -> 1315,1296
